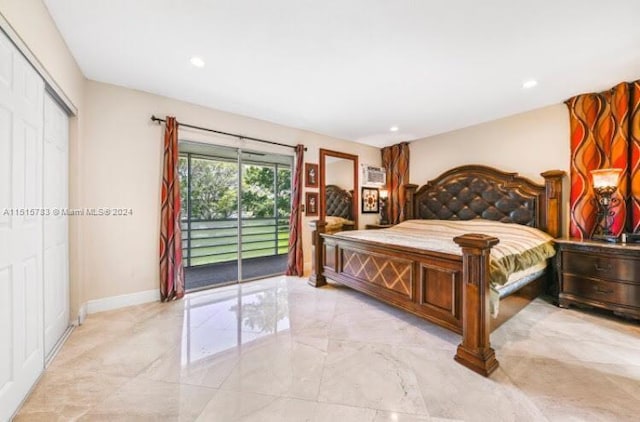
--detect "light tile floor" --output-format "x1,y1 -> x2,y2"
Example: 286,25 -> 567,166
15,276 -> 640,421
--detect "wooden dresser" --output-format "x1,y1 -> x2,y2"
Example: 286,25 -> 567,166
556,238 -> 640,319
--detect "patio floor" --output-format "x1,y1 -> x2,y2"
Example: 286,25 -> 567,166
185,254 -> 288,290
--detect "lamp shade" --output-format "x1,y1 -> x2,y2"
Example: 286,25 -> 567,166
591,168 -> 622,189
379,189 -> 389,199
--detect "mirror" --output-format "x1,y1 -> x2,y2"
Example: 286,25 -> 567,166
319,149 -> 359,230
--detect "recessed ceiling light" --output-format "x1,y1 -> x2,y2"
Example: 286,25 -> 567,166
190,56 -> 205,68
390,126 -> 399,132
522,79 -> 538,89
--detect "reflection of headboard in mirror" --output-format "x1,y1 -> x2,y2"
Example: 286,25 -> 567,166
319,149 -> 359,228
325,185 -> 353,220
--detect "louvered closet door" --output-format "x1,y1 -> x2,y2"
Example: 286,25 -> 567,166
0,31 -> 45,421
43,94 -> 69,359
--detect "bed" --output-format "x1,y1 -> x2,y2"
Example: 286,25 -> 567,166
323,184 -> 356,234
309,165 -> 565,376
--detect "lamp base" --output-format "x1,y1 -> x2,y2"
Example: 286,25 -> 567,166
591,234 -> 620,243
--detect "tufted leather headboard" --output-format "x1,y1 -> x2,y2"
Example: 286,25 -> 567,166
404,165 -> 565,237
325,185 -> 353,220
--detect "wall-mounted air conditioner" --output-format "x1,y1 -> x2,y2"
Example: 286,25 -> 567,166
362,165 -> 386,186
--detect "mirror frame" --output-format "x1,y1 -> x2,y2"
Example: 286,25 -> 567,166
319,148 -> 359,228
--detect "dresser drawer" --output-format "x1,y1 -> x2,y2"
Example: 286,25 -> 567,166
562,251 -> 640,284
562,275 -> 640,307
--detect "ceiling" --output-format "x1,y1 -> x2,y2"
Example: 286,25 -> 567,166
44,0 -> 640,147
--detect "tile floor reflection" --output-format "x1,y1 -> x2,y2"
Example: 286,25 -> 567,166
15,276 -> 640,421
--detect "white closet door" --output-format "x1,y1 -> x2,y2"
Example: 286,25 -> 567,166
43,94 -> 69,358
0,31 -> 45,421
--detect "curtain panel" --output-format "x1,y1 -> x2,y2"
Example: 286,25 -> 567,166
381,142 -> 410,224
630,80 -> 640,233
566,81 -> 640,239
159,116 -> 185,301
286,144 -> 304,276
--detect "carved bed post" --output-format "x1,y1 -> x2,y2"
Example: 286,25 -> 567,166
541,170 -> 565,238
541,170 -> 565,297
453,233 -> 500,376
308,220 -> 327,287
404,184 -> 419,221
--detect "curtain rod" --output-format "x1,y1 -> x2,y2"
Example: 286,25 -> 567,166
150,115 -> 306,151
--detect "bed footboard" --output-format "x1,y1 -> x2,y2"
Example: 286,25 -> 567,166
310,226 -> 500,376
309,220 -> 328,288
453,234 -> 499,376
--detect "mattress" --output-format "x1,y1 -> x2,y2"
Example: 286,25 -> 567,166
333,219 -> 555,287
324,216 -> 355,233
333,219 -> 554,318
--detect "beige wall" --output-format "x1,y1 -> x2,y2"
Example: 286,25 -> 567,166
325,158 -> 355,189
82,80 -> 380,300
1,0 -> 380,307
410,104 -> 571,233
0,0 -> 572,310
0,0 -> 84,106
6,0 -> 572,308
1,0 -> 86,318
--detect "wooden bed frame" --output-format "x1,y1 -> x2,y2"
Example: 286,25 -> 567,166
309,165 -> 565,376
324,185 -> 355,232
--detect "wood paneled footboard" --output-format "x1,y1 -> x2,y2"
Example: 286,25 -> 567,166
309,220 -> 499,376
323,236 -> 465,333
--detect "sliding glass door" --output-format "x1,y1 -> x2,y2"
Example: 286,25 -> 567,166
179,153 -> 239,289
179,144 -> 292,290
240,152 -> 291,280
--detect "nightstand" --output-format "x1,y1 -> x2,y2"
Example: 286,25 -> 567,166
556,238 -> 640,319
365,223 -> 394,230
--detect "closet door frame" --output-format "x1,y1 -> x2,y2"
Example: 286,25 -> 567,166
43,93 -> 70,360
0,28 -> 45,422
0,25 -> 73,420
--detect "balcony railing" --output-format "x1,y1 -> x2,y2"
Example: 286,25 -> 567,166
181,217 -> 290,267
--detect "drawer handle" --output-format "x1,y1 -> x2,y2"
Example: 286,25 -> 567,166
594,263 -> 612,271
593,286 -> 614,295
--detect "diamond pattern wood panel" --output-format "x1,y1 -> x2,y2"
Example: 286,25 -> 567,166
342,249 -> 412,297
324,243 -> 336,271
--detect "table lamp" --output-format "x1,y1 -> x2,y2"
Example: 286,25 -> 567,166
590,168 -> 622,242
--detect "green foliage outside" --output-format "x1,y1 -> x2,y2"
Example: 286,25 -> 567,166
242,165 -> 292,219
179,154 -> 292,266
179,156 -> 238,220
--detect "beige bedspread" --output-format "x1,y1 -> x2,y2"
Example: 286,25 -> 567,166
325,216 -> 354,232
332,219 -> 555,286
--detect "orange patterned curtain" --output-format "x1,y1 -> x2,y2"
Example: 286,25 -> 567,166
381,142 -> 410,224
285,145 -> 304,276
566,81 -> 640,239
630,81 -> 640,233
159,116 -> 185,301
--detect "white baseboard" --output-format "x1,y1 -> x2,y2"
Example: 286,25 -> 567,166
85,289 -> 160,315
45,325 -> 74,367
77,303 -> 88,325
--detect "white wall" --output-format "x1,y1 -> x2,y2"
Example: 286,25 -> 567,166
410,104 -> 571,233
0,0 -> 86,319
82,80 -> 380,301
